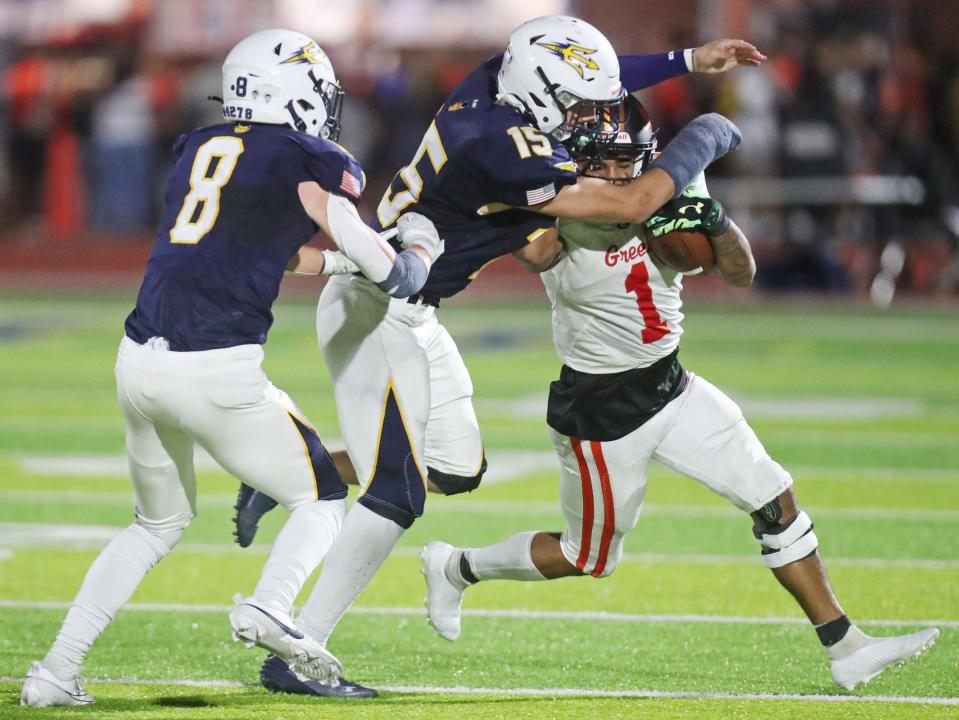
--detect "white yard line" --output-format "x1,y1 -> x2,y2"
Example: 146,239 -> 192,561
0,599 -> 955,628
0,674 -> 954,705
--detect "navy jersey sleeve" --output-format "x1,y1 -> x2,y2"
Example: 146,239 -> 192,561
290,135 -> 366,205
171,132 -> 189,162
619,51 -> 690,92
471,126 -> 578,208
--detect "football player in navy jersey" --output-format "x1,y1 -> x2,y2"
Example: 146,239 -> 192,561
235,16 -> 764,692
20,29 -> 443,707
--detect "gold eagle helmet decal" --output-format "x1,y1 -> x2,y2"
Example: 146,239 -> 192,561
279,41 -> 328,66
536,41 -> 599,78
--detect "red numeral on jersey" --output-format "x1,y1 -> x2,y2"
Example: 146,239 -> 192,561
625,261 -> 669,343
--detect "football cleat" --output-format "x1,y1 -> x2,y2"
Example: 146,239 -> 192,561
829,626 -> 939,691
260,655 -> 378,698
233,483 -> 278,548
420,541 -> 468,641
229,597 -> 342,683
20,661 -> 94,707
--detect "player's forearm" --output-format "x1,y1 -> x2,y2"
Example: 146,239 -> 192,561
650,114 -> 741,198
286,246 -> 326,275
512,227 -> 563,273
618,51 -> 691,92
534,169 -> 674,224
710,220 -> 755,287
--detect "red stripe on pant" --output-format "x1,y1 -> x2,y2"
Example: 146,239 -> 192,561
589,441 -> 616,577
571,438 -> 594,571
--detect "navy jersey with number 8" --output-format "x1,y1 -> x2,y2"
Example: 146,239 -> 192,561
125,122 -> 365,351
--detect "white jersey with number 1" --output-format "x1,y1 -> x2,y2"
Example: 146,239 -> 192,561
540,174 -> 793,579
543,173 -> 709,374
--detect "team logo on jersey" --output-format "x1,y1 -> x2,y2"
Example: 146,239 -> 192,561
605,240 -> 648,267
280,42 -> 328,66
536,41 -> 599,78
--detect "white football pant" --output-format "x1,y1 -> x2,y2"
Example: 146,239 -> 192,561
316,275 -> 483,526
116,336 -> 340,530
556,373 -> 793,577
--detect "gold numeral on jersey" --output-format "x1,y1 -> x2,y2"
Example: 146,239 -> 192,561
506,126 -> 552,159
170,136 -> 245,245
376,121 -> 448,227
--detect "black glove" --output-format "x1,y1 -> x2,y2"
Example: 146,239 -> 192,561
644,195 -> 731,238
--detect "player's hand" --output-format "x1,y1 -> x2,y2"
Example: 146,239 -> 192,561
692,39 -> 766,73
397,212 -> 445,262
645,196 -> 730,238
320,249 -> 360,276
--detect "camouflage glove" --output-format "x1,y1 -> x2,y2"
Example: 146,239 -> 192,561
645,195 -> 731,238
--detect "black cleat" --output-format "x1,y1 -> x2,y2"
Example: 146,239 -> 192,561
260,655 -> 378,698
233,483 -> 279,548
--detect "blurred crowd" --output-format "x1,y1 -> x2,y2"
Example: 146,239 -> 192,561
1,0 -> 957,296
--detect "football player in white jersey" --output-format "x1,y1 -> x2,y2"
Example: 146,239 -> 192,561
421,95 -> 939,692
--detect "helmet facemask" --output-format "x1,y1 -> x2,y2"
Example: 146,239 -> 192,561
573,96 -> 657,184
284,67 -> 344,141
535,66 -> 627,153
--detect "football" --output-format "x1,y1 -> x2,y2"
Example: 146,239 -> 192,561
646,230 -> 715,275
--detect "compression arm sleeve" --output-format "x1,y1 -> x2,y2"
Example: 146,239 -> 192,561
374,250 -> 429,298
325,193 -> 394,283
650,114 -> 742,198
618,51 -> 692,92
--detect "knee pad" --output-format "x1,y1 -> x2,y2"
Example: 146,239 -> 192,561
753,510 -> 819,569
427,456 -> 487,496
133,513 -> 189,553
358,450 -> 426,530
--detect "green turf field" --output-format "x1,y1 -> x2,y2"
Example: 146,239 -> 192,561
0,293 -> 956,719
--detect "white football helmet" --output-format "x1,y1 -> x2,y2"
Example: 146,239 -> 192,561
221,29 -> 344,140
497,15 -> 625,149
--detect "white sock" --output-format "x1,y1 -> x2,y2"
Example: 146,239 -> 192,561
251,499 -> 346,613
826,624 -> 871,661
44,523 -> 174,680
297,503 -> 404,644
465,531 -> 547,581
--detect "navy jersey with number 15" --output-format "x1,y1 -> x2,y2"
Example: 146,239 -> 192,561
372,54 -> 577,299
125,122 -> 365,351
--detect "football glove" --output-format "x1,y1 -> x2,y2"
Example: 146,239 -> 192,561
397,212 -> 445,263
320,250 -> 360,276
645,196 -> 731,238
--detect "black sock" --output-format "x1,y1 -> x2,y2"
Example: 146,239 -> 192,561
815,615 -> 851,647
459,552 -> 479,585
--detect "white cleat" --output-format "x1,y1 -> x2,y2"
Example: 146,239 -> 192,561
20,661 -> 94,707
829,626 -> 939,691
420,541 -> 468,641
229,596 -> 342,683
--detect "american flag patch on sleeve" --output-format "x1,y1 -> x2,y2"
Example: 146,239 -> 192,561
525,183 -> 557,205
340,169 -> 362,198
